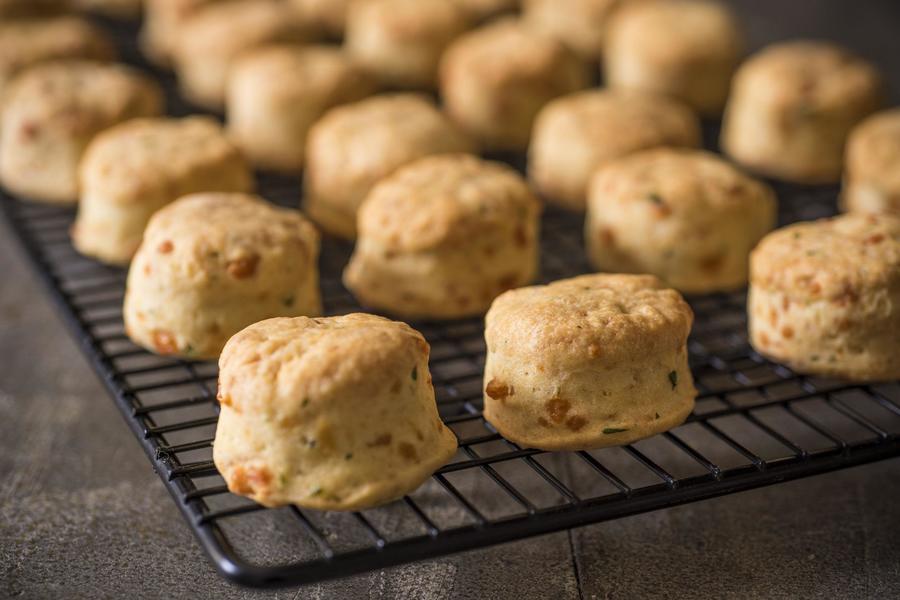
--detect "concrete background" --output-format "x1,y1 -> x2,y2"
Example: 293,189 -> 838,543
3,1 -> 900,598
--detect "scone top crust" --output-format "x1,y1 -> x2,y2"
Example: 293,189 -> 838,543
176,0 -> 314,57
358,154 -> 540,252
0,17 -> 115,84
733,40 -> 883,113
590,148 -> 775,220
607,0 -> 742,62
534,89 -> 701,154
347,0 -> 470,39
218,314 -> 429,417
139,193 -> 319,291
80,117 -> 250,203
442,19 -> 582,88
486,273 -> 694,371
308,93 -> 474,171
846,108 -> 900,185
1,61 -> 163,133
751,213 -> 900,302
231,44 -> 375,103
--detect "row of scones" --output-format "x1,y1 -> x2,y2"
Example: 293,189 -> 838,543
1,0 -> 899,513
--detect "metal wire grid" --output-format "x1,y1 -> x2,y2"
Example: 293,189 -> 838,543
1,15 -> 899,589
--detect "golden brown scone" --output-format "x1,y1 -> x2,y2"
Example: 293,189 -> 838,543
0,61 -> 163,205
289,0 -> 350,37
73,0 -> 142,18
0,17 -> 116,97
227,44 -> 376,172
523,0 -> 634,61
483,273 -> 696,451
586,148 -> 777,293
0,0 -> 66,18
171,0 -> 315,110
344,154 -> 541,319
303,93 -> 475,239
140,0 -> 215,67
213,314 -> 458,511
748,213 -> 900,381
528,89 -> 701,211
345,0 -> 470,89
721,40 -> 883,183
73,117 -> 254,265
124,193 -> 322,360
439,18 -> 590,151
843,108 -> 900,215
451,0 -> 517,22
603,0 -> 742,115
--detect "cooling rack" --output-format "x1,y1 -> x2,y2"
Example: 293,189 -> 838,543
2,16 -> 900,589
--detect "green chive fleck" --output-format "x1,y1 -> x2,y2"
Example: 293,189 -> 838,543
282,295 -> 295,307
647,192 -> 665,205
279,473 -> 288,486
344,453 -> 353,460
411,366 -> 418,381
668,370 -> 678,390
603,427 -> 629,434
310,487 -> 323,497
184,343 -> 194,355
302,398 -> 310,408
655,412 -> 660,420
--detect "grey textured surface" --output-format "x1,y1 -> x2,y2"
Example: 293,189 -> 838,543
3,1 -> 900,598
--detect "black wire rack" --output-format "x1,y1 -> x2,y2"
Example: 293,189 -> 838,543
3,16 -> 900,590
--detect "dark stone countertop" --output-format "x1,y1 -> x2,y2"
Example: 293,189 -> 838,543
3,1 -> 900,598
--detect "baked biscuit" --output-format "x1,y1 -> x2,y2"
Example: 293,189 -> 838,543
603,0 -> 742,115
0,18 -> 116,97
439,18 -> 590,151
213,314 -> 458,511
227,45 -> 376,172
124,193 -> 322,360
523,0 -> 633,61
345,0 -> 470,89
289,0 -> 350,38
0,61 -> 163,205
586,148 -> 776,293
529,89 -> 701,211
721,40 -> 883,183
344,154 -> 541,319
748,213 -> 900,381
303,94 -> 474,239
483,273 -> 696,450
172,0 -> 315,110
73,117 -> 254,265
451,0 -> 517,23
843,108 -> 900,215
141,0 -> 214,66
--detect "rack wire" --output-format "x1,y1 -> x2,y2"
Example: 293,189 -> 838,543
2,16 -> 900,589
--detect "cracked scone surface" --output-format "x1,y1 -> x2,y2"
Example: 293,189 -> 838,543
74,117 -> 253,265
439,18 -> 590,151
213,314 -> 458,511
227,44 -> 376,172
483,273 -> 696,451
0,17 -> 116,95
303,93 -> 474,239
749,213 -> 900,381
603,0 -> 743,115
0,61 -> 163,204
124,193 -> 322,360
721,40 -> 883,183
586,148 -> 777,293
529,89 -> 701,211
843,108 -> 900,215
344,154 -> 541,319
